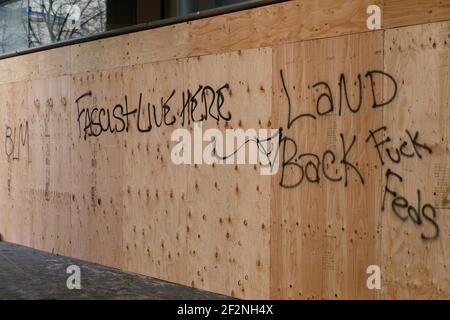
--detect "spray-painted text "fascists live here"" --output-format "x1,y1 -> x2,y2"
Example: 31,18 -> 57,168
75,83 -> 231,141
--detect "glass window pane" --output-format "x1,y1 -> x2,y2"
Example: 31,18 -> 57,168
28,0 -> 106,47
0,0 -> 28,54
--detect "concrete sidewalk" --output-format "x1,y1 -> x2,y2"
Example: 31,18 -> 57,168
0,241 -> 230,300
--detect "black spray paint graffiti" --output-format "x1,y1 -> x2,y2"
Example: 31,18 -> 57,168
279,69 -> 398,131
366,126 -> 432,165
279,131 -> 364,188
382,168 -> 439,240
72,68 -> 439,241
5,121 -> 29,162
212,127 -> 282,172
180,84 -> 231,126
366,126 -> 438,239
278,70 -> 397,189
278,69 -> 439,241
75,83 -> 231,140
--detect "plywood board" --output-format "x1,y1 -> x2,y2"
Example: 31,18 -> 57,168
26,75 -> 72,256
1,1 -> 450,301
271,31 -> 384,299
383,21 -> 450,299
70,70 -> 125,267
0,81 -> 30,245
182,48 -> 272,299
6,46 -> 273,299
384,0 -> 450,29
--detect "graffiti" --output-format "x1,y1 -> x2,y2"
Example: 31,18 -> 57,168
382,168 -> 439,240
171,122 -> 280,175
5,121 -> 29,162
279,70 -> 398,129
212,127 -> 281,176
278,68 -> 438,241
278,69 -> 397,189
279,133 -> 364,188
180,84 -> 231,126
279,70 -> 315,129
75,83 -> 231,140
71,66 -> 440,241
366,126 -> 432,165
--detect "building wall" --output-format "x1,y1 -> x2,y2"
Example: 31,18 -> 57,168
0,0 -> 449,299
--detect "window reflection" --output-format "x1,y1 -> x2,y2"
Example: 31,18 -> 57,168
28,0 -> 106,47
0,0 -> 28,54
0,0 -> 259,55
